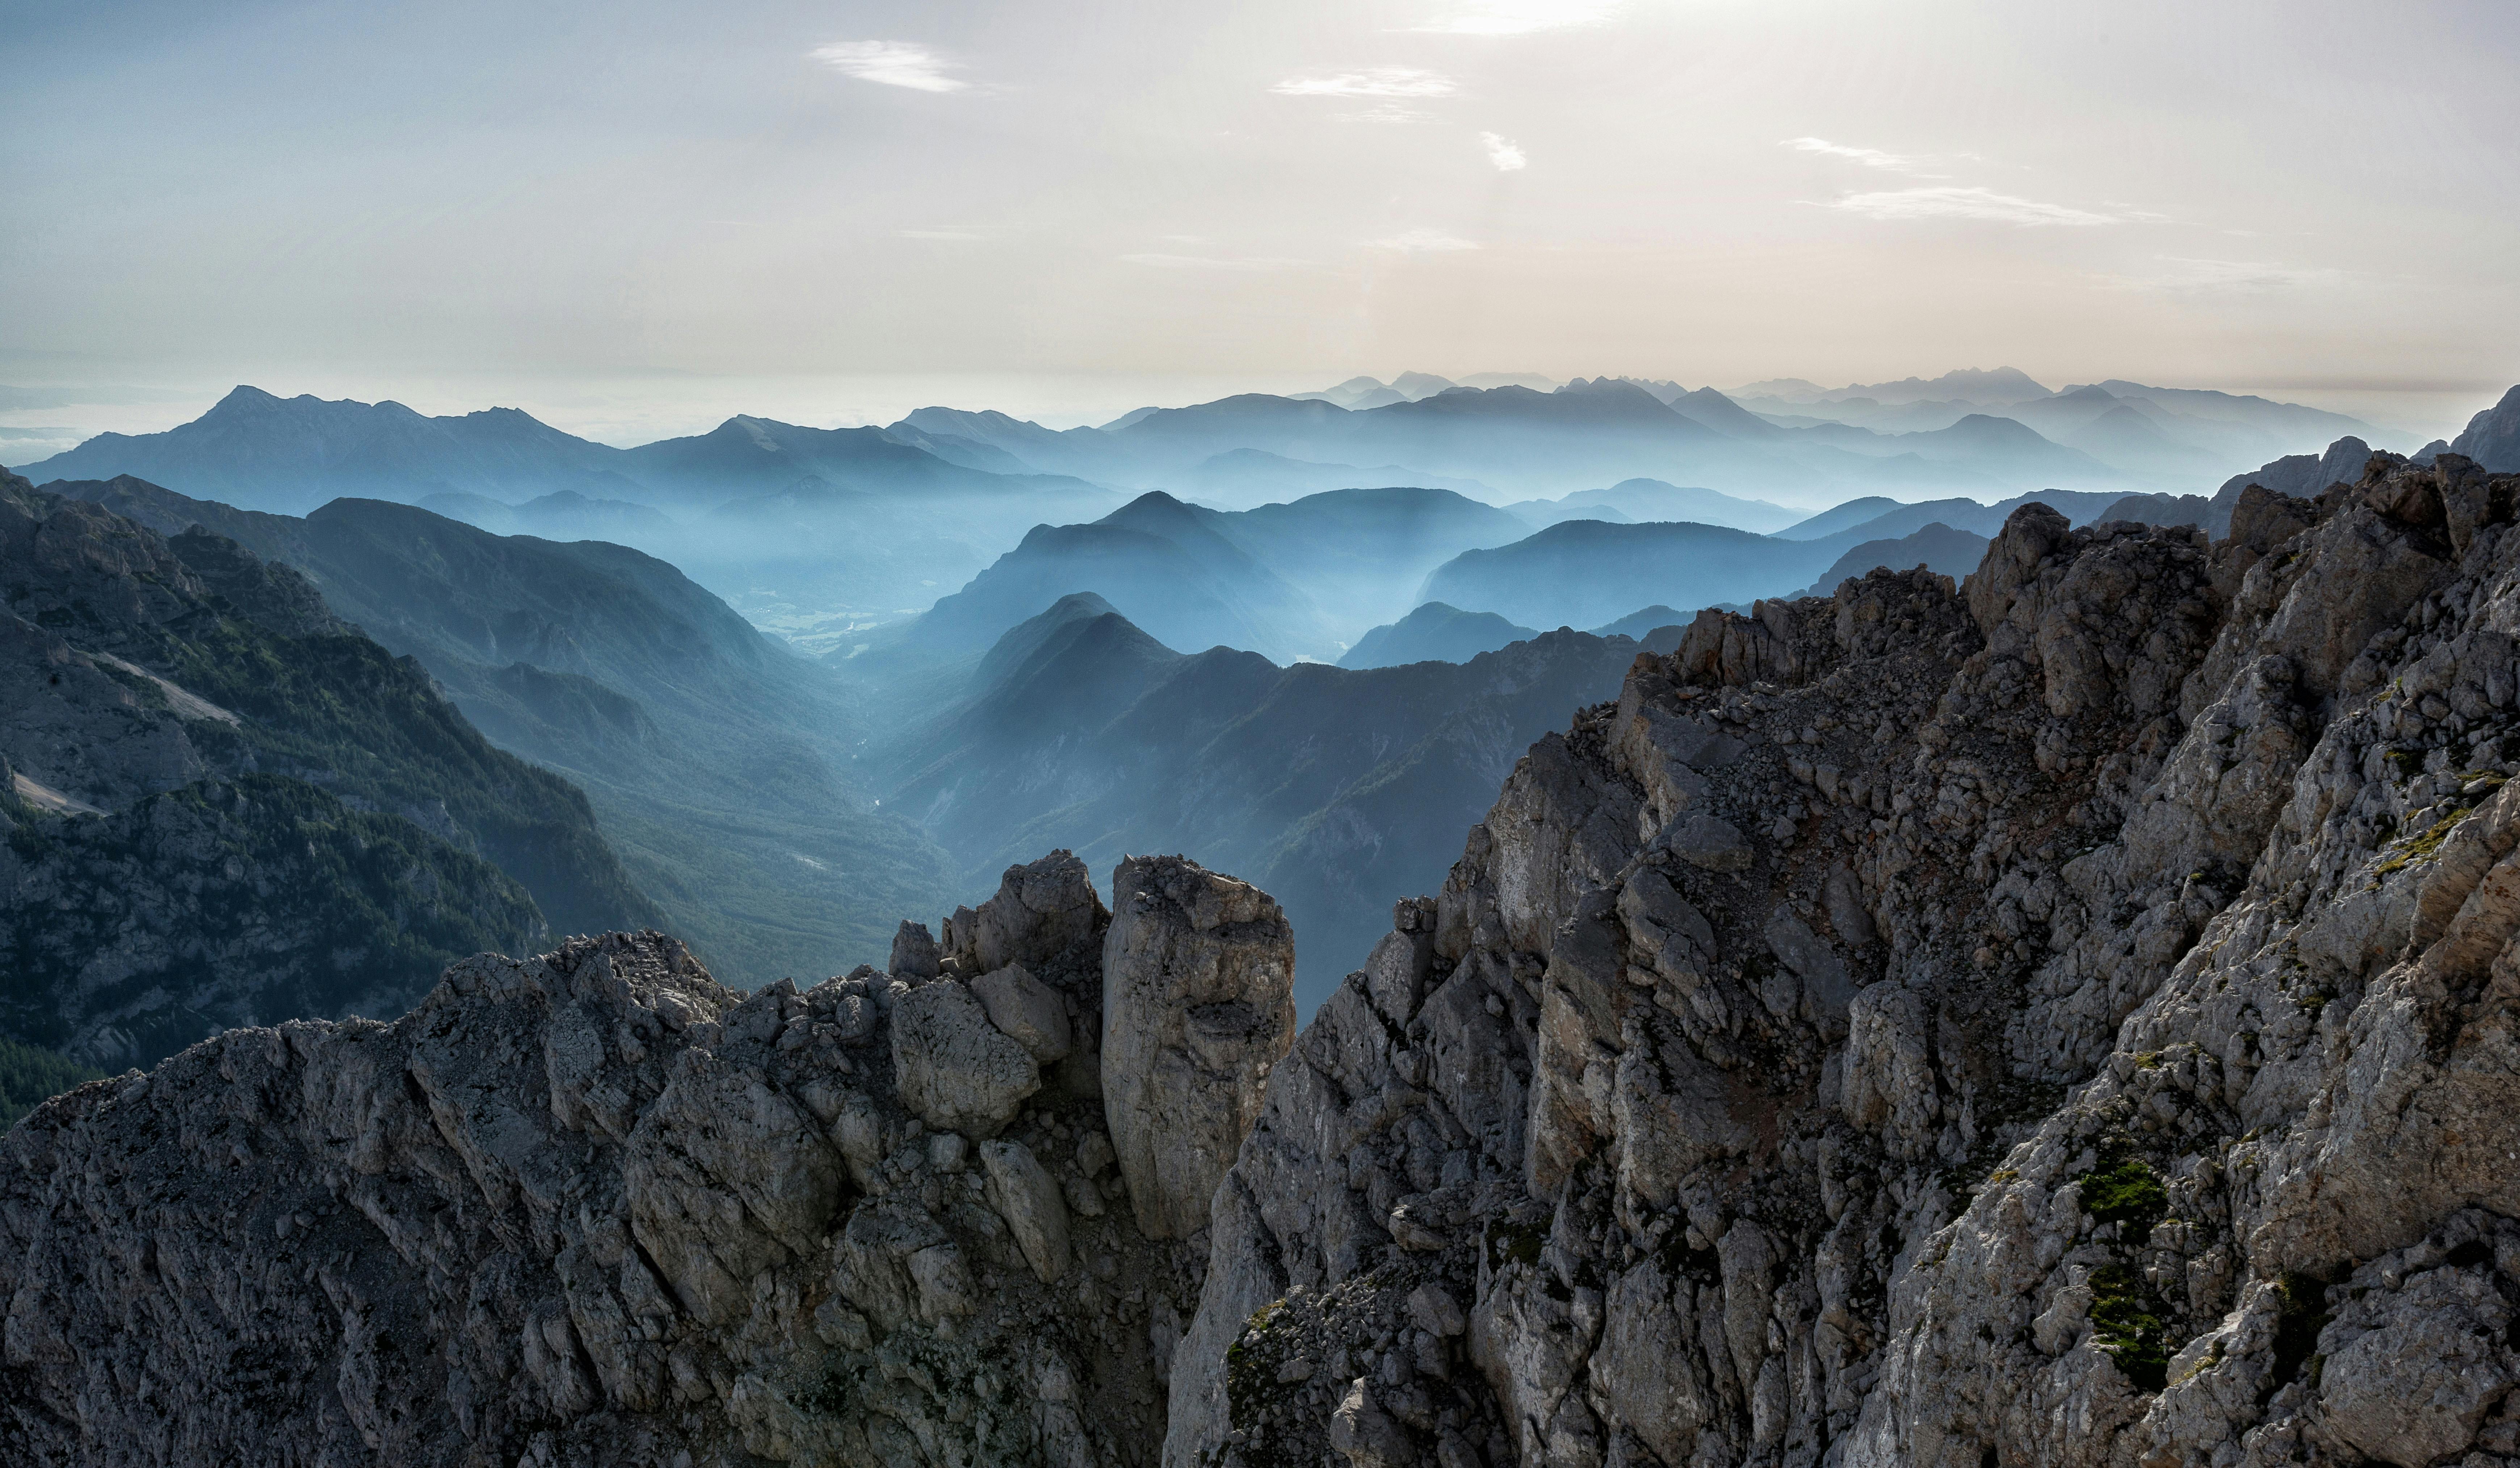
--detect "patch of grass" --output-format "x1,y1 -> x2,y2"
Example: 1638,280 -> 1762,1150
2372,803 -> 2474,878
2087,1262 -> 2170,1392
2075,1154 -> 2168,1235
1223,1298 -> 1302,1442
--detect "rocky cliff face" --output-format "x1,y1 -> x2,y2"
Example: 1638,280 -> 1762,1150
12,453 -> 2520,1468
1164,451 -> 2520,1468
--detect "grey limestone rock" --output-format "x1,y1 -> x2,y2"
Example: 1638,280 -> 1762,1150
971,961 -> 1074,1063
982,1136 -> 1074,1284
942,849 -> 1108,976
0,847 -> 1227,1468
1102,854 -> 1299,1241
888,918 -> 941,978
887,976 -> 1041,1137
1165,456 -> 2520,1468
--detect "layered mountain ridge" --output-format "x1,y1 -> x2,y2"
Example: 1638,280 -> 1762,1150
49,474 -> 959,988
13,449 -> 2520,1467
0,470 -> 654,1068
875,592 -> 1686,1005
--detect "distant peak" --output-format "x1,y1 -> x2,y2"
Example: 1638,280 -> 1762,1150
201,384 -> 290,417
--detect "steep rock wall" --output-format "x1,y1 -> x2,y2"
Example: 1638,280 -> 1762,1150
1169,454 -> 2520,1468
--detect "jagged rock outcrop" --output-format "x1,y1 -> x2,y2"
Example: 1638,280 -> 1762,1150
18,453 -> 2520,1468
1164,452 -> 2520,1468
1103,855 -> 1299,1240
0,850 -> 1295,1468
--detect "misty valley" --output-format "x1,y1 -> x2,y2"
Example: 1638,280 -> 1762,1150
12,369 -> 2473,1042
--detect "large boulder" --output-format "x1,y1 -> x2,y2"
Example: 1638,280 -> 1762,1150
888,979 -> 1040,1136
1101,854 -> 1297,1240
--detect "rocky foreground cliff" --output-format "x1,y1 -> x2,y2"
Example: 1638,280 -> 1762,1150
9,453 -> 2520,1467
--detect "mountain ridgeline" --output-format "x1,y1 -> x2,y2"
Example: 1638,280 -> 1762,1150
20,367 -> 2476,638
14,450 -> 2520,1468
54,475 -> 961,990
0,470 -> 653,1068
871,592 -> 1687,1006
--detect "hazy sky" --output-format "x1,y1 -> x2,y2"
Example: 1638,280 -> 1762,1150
5,0 -> 2517,443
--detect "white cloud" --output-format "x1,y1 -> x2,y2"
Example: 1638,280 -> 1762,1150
1405,0 -> 1618,35
1821,186 -> 2125,227
1366,229 -> 1481,253
1337,103 -> 1435,123
1272,67 -> 1457,98
1782,136 -> 1931,173
900,227 -> 987,241
810,41 -> 965,92
1480,132 -> 1527,171
1120,253 -> 1309,271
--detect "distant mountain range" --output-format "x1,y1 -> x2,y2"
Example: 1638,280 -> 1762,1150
2449,385 -> 2520,471
842,472 -> 2263,669
17,387 -> 1119,623
1789,523 -> 1990,599
10,370 -> 2449,649
1339,603 -> 1538,669
846,485 -> 1539,664
1727,369 -> 2384,474
1413,486 -> 2157,631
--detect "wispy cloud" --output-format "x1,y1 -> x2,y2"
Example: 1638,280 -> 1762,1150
1404,0 -> 1618,35
810,41 -> 965,92
899,227 -> 988,241
1366,228 -> 1481,253
1272,67 -> 1457,99
1782,136 -> 1935,174
1337,103 -> 1435,123
1120,253 -> 1310,271
1480,133 -> 1527,171
1821,186 -> 2126,227
2116,256 -> 2347,293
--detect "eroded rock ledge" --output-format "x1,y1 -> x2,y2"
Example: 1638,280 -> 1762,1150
12,455 -> 2520,1468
